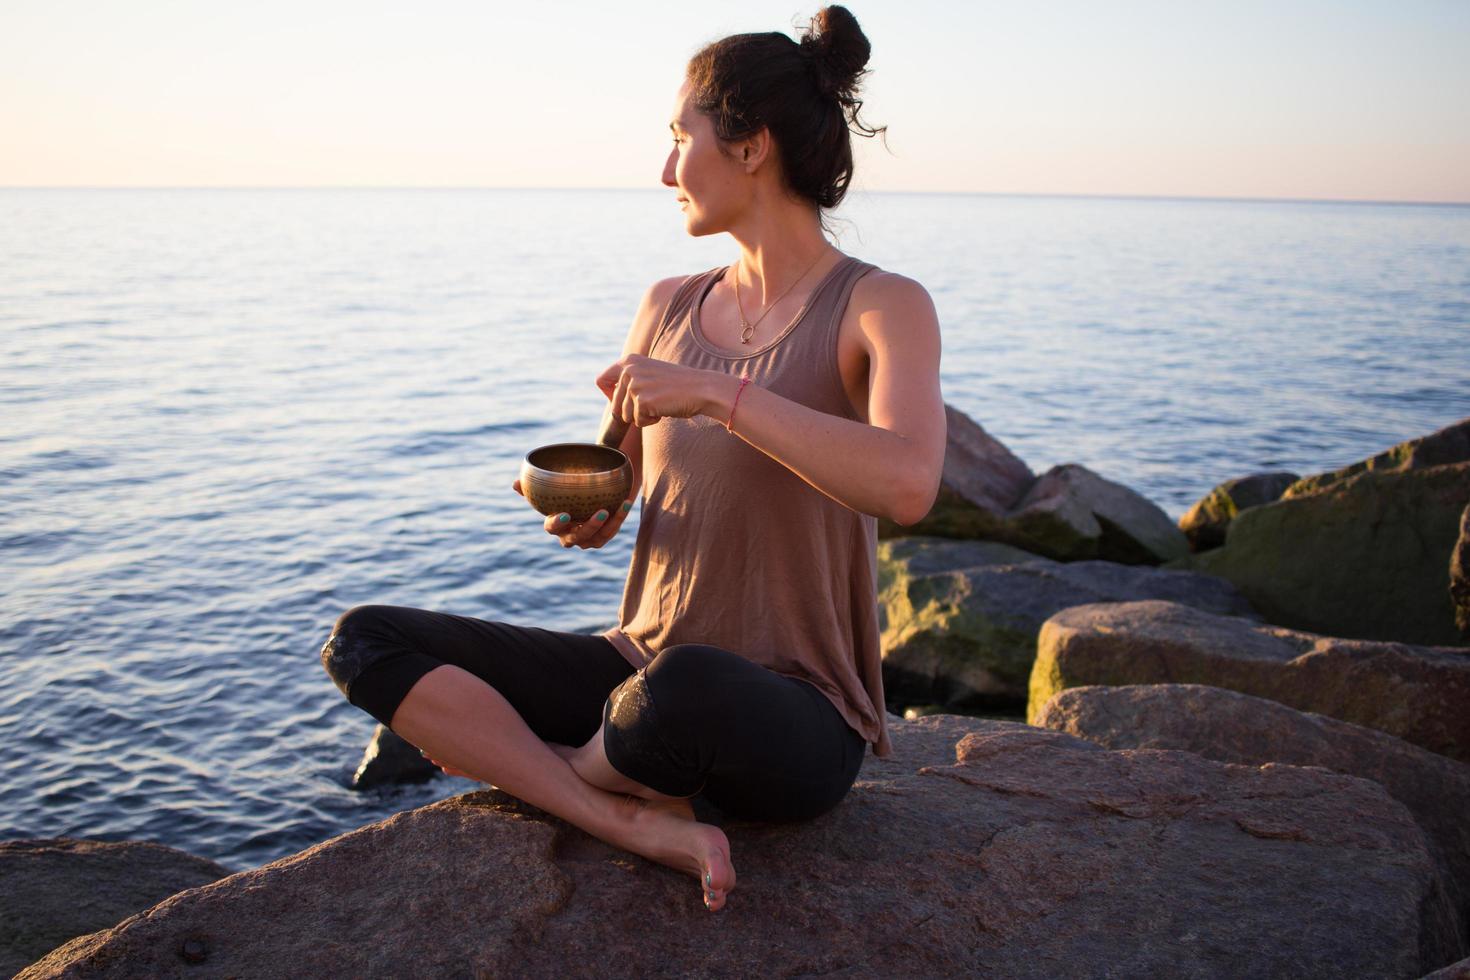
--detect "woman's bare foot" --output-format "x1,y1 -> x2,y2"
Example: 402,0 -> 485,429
612,796 -> 736,910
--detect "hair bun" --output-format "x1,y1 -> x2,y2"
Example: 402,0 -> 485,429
798,5 -> 871,99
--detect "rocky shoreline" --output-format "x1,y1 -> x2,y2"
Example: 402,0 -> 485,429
7,411 -> 1470,978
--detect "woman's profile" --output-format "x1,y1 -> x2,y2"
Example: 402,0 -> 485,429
320,5 -> 945,912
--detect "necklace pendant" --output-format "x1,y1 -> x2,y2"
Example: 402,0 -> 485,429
739,323 -> 755,345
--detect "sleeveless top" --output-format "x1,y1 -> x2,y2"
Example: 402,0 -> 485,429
603,254 -> 892,758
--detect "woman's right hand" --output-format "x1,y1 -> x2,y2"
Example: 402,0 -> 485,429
512,480 -> 636,549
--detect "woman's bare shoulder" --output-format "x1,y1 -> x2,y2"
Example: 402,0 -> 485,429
851,267 -> 935,312
625,273 -> 701,356
847,267 -> 940,343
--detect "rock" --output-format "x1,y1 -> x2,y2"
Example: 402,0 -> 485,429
1285,417 -> 1470,499
19,716 -> 1464,979
1452,504 -> 1470,638
1028,600 -> 1470,763
1171,461 -> 1470,645
1035,683 -> 1470,935
0,838 -> 228,979
351,723 -> 437,789
1423,955 -> 1470,979
1179,471 -> 1299,552
879,403 -> 1036,541
879,537 -> 1254,711
1007,463 -> 1189,564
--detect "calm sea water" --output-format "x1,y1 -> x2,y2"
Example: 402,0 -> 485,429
2,188 -> 1467,871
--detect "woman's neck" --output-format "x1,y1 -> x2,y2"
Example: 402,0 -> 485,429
724,202 -> 838,306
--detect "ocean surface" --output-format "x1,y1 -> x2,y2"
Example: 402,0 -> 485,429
2,188 -> 1467,871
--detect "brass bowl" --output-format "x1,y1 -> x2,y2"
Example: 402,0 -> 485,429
519,442 -> 633,523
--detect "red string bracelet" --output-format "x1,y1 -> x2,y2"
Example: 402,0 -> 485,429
726,376 -> 752,432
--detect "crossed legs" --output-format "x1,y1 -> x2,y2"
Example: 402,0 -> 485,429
390,665 -> 736,910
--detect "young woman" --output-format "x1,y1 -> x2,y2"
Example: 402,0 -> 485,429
320,5 -> 944,912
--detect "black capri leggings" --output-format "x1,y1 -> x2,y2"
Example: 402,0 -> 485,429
320,605 -> 867,822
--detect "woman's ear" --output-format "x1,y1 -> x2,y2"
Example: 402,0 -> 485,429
741,128 -> 773,173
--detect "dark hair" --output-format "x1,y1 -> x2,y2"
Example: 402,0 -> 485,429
686,6 -> 886,222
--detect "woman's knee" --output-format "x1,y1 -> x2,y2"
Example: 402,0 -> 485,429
642,643 -> 738,703
319,604 -> 398,697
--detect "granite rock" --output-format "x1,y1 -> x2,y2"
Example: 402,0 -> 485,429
1007,463 -> 1189,564
1,838 -> 228,979
1035,683 -> 1470,935
879,536 -> 1253,711
20,716 -> 1464,979
1028,600 -> 1470,762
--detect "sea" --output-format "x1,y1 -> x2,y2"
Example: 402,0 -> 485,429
2,188 -> 1467,871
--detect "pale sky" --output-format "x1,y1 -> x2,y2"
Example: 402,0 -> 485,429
2,0 -> 1467,202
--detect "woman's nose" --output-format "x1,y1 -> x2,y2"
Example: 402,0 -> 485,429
661,148 -> 677,188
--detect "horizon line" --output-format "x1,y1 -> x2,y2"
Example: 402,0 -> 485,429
2,186 -> 1468,208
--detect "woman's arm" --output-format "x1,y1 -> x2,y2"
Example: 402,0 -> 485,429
517,275 -> 685,548
602,271 -> 946,526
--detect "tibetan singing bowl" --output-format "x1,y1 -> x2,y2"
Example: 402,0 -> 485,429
519,408 -> 634,522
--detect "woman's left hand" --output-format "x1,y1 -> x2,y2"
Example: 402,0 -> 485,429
596,354 -> 728,427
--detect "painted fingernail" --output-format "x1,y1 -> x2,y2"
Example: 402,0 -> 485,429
556,513 -> 570,524
594,509 -> 608,522
705,871 -> 711,887
621,501 -> 632,513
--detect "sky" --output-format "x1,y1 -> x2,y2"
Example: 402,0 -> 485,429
2,0 -> 1467,202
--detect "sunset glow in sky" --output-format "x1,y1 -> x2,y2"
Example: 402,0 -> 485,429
3,0 -> 1467,202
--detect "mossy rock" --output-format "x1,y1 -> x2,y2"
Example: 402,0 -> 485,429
1172,461 -> 1470,646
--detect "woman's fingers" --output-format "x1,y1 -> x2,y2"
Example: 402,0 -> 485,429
540,500 -> 634,549
512,479 -> 524,498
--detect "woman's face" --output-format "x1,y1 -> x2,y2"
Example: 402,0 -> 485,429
662,81 -> 749,237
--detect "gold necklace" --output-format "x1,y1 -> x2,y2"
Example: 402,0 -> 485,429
733,247 -> 834,345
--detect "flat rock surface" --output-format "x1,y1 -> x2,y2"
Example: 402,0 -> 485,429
1175,461 -> 1470,645
1,838 -> 229,979
1029,600 -> 1470,763
21,716 -> 1463,980
1035,683 -> 1470,936
880,537 -> 1253,710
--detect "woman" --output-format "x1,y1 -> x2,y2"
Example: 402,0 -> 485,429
320,5 -> 944,912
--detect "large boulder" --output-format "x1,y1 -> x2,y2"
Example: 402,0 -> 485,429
1171,461 -> 1470,645
1028,600 -> 1470,763
1035,684 -> 1470,935
20,716 -> 1464,979
1179,471 -> 1299,552
1,838 -> 228,978
879,537 -> 1254,711
1285,417 -> 1470,499
1007,463 -> 1189,564
1452,504 -> 1470,638
879,403 -> 1035,542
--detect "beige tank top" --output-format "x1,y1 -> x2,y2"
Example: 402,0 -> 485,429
604,254 -> 891,758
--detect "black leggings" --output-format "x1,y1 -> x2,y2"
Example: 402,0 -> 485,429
319,605 -> 866,822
